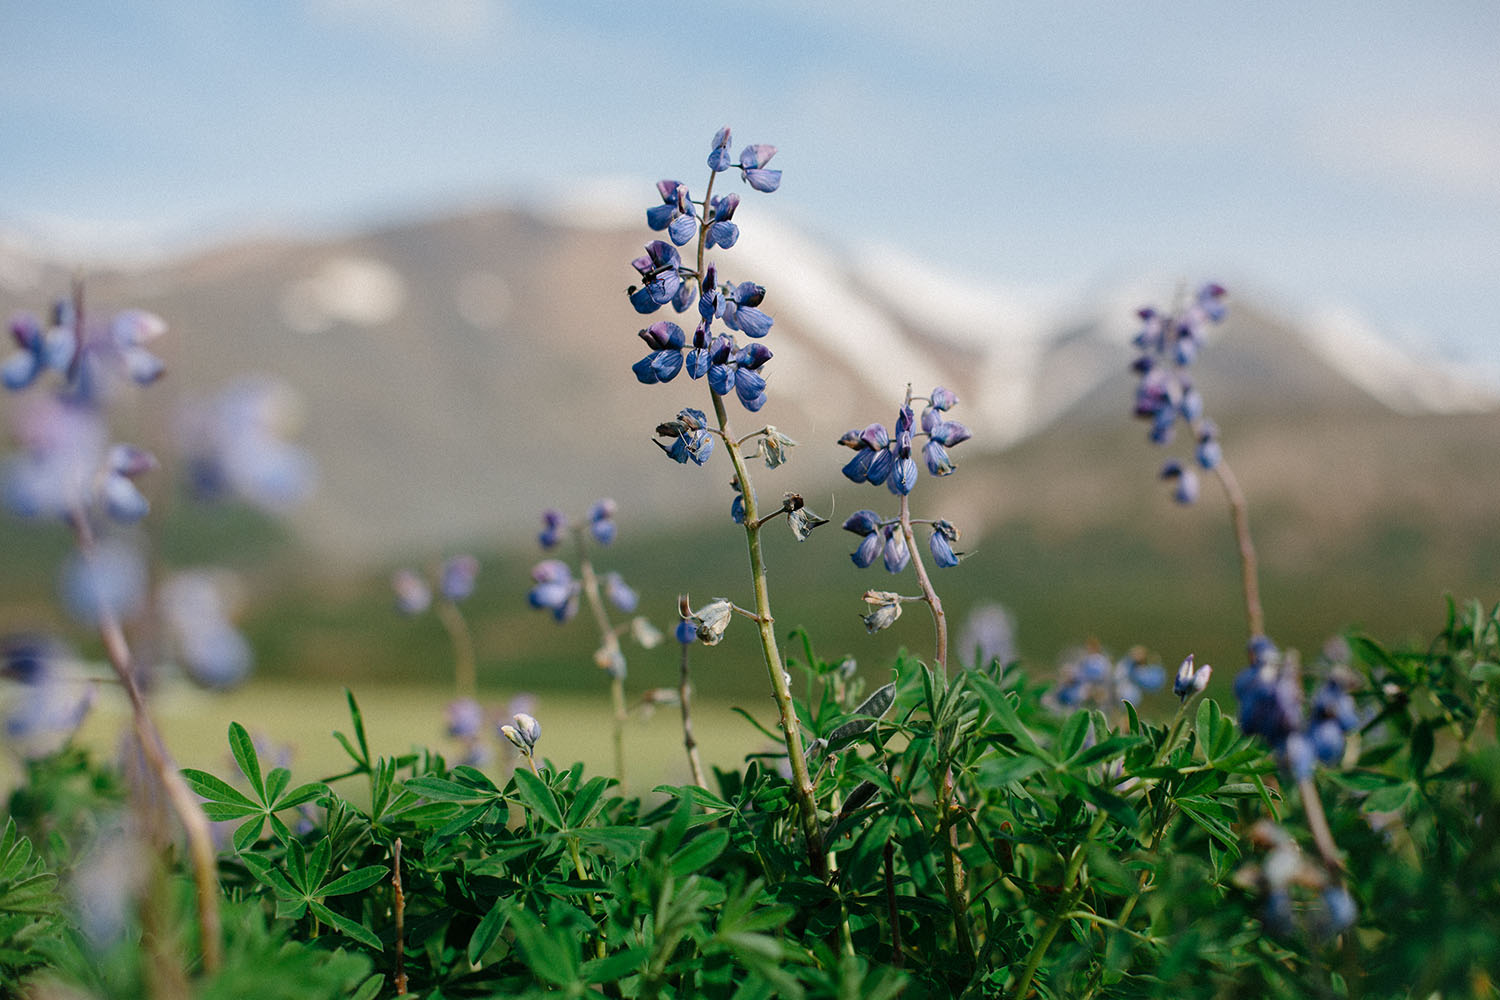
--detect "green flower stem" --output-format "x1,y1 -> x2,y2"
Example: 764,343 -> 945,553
577,538 -> 628,789
710,390 -> 825,876
1011,810 -> 1109,999
569,837 -> 608,960
434,599 -> 477,701
897,493 -> 947,673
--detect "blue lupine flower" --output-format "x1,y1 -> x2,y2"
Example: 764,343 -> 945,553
929,386 -> 958,411
684,323 -> 712,378
888,456 -> 918,496
1196,432 -> 1222,470
708,126 -> 733,172
730,477 -> 754,524
738,144 -> 782,192
440,554 -> 480,601
589,498 -> 617,545
1080,652 -> 1111,683
705,194 -> 740,249
851,531 -> 882,568
842,509 -> 882,535
881,526 -> 909,573
843,509 -> 886,568
539,508 -> 566,549
698,264 -> 724,323
646,180 -> 698,247
929,521 -> 961,567
632,321 -> 688,384
528,560 -> 580,623
1160,460 -> 1199,504
732,342 -> 771,411
101,444 -> 155,523
674,619 -> 697,644
629,241 -> 684,315
721,281 -> 773,338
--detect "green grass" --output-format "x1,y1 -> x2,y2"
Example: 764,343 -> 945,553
0,679 -> 773,803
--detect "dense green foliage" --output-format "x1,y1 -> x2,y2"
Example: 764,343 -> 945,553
5,598 -> 1498,998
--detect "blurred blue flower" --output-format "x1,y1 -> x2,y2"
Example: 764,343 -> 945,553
178,377 -> 316,515
603,571 -> 638,613
61,538 -> 148,626
528,560 -> 580,623
440,554 -> 480,602
588,498 -> 617,545
158,570 -> 253,689
392,568 -> 432,615
538,508 -> 566,549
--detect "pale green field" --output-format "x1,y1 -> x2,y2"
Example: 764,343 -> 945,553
3,679 -> 775,801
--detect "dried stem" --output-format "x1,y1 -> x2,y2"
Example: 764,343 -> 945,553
1210,459 -> 1265,639
576,538 -> 628,789
677,635 -> 707,788
392,838 -> 407,995
68,509 -> 223,975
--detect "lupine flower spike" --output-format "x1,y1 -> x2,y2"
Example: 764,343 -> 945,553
524,501 -> 656,787
837,386 -> 971,671
625,127 -> 828,874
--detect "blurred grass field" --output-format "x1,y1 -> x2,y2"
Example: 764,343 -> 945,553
1,678 -> 772,802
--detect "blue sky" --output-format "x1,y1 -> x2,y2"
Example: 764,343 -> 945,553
3,1 -> 1497,372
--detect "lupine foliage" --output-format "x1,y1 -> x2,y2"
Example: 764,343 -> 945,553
3,605 -> 1499,997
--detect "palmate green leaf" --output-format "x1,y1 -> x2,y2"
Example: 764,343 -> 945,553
241,853 -> 299,898
321,865 -> 389,897
310,898 -> 383,951
654,783 -> 736,814
513,768 -> 565,830
264,766 -> 291,806
565,775 -> 613,828
508,905 -> 580,987
401,775 -> 485,802
969,673 -> 1051,762
583,945 -> 649,985
202,801 -> 261,822
349,975 -> 385,1000
1074,734 -> 1148,769
1175,796 -> 1240,854
575,826 -> 653,852
228,722 -> 266,803
234,816 -> 266,853
276,781 -> 329,811
0,873 -> 59,914
468,898 -> 511,965
180,768 -> 258,808
1058,711 -> 1092,762
670,829 -> 730,876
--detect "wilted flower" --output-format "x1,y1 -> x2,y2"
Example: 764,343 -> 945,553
759,426 -> 796,469
861,591 -> 903,633
689,598 -> 735,645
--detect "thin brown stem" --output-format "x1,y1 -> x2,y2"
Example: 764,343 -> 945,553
577,541 -> 628,789
70,510 -> 222,974
393,838 -> 407,995
1211,459 -> 1264,639
677,637 -> 707,788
